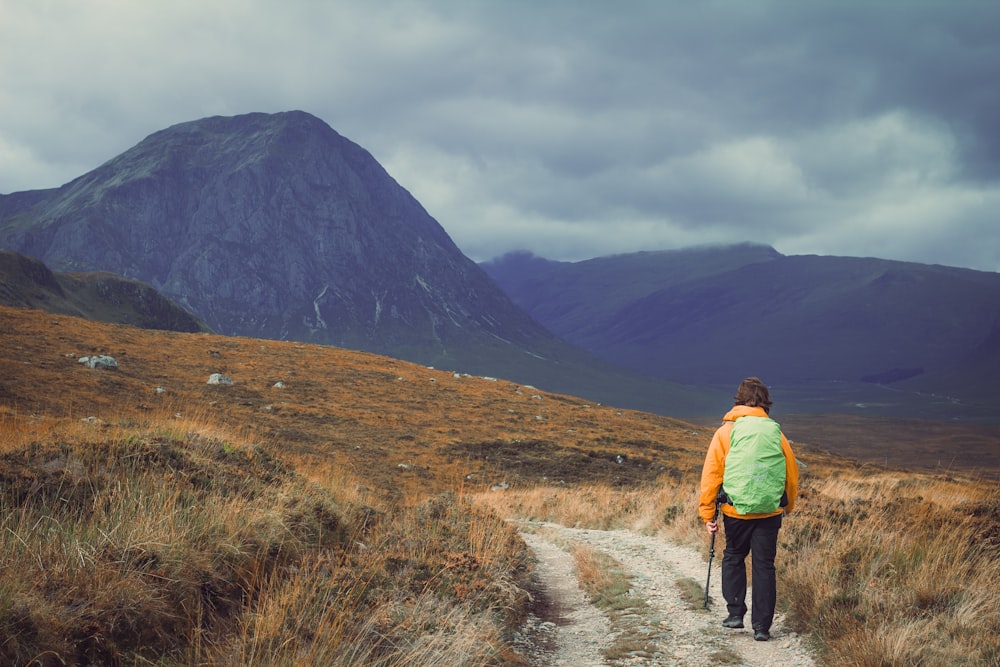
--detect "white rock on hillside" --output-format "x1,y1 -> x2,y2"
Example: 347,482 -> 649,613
78,355 -> 118,370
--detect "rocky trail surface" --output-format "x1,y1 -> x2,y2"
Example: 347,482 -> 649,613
513,521 -> 817,667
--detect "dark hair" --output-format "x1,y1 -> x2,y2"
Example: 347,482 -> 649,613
734,376 -> 772,413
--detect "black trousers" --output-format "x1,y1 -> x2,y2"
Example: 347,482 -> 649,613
721,513 -> 782,631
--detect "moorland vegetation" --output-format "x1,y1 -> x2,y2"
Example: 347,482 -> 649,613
1,305 -> 997,665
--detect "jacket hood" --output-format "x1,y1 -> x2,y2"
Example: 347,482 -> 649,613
722,405 -> 769,422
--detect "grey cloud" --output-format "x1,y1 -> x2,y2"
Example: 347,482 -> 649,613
1,0 -> 998,271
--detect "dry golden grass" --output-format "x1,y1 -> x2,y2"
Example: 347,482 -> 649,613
0,305 -> 708,664
3,304 -> 999,665
0,306 -> 709,497
0,411 -> 534,665
780,473 -> 1000,666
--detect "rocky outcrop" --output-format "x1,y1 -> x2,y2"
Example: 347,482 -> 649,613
78,355 -> 118,370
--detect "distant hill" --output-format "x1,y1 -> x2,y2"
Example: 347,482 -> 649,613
481,245 -> 782,343
0,250 -> 209,333
0,111 -> 720,416
482,246 -> 1000,421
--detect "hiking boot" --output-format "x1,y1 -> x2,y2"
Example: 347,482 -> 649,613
754,628 -> 771,641
721,614 -> 744,628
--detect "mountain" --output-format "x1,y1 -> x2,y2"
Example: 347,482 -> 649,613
481,245 -> 782,342
0,111 -> 720,415
481,246 -> 1000,421
0,250 -> 209,333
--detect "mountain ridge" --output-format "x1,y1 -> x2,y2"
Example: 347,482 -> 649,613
482,247 -> 1000,421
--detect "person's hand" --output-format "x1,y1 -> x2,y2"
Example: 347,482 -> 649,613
706,521 -> 718,535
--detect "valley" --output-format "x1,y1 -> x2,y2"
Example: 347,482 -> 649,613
1,304 -> 997,665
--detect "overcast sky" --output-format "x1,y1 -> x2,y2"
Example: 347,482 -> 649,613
2,1 -> 998,272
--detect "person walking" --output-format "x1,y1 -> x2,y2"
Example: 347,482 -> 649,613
699,377 -> 799,641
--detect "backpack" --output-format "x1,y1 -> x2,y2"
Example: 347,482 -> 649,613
722,415 -> 787,515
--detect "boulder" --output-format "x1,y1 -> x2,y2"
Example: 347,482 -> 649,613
78,355 -> 118,370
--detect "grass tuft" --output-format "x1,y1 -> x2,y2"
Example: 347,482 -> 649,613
569,544 -> 663,662
675,576 -> 709,610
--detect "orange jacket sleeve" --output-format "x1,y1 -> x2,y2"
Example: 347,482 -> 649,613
698,424 -> 729,522
780,434 -> 799,516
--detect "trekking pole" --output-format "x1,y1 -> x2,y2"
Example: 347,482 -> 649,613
703,495 -> 722,609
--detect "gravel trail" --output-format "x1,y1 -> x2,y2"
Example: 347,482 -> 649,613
513,521 -> 817,667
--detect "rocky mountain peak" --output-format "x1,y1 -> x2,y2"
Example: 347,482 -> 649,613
0,111 -> 726,415
0,111 -> 546,365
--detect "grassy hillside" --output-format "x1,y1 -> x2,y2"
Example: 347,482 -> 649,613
0,250 -> 210,333
1,305 -> 997,665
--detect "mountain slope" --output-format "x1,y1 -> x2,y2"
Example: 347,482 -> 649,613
482,244 -> 781,348
0,250 -> 209,333
1,111 -> 518,350
482,247 -> 1000,420
0,111 -> 720,415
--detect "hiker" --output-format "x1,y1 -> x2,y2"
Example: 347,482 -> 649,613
699,376 -> 799,642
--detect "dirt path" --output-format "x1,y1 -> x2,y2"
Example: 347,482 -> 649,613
514,521 -> 817,667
